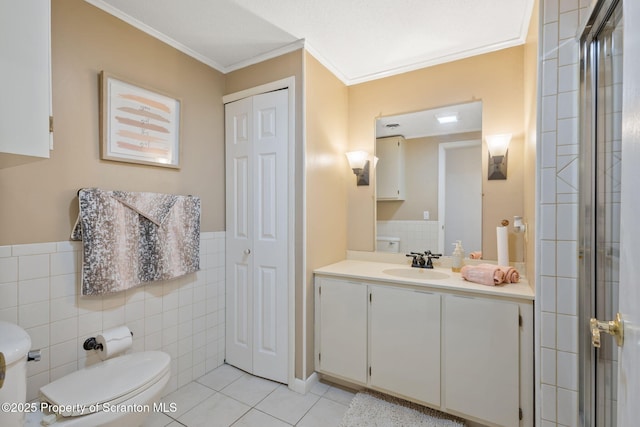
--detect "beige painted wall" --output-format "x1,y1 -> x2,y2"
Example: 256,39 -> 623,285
0,0 -> 225,246
348,47 -> 526,260
304,52 -> 349,377
524,0 -> 539,287
225,50 -> 307,379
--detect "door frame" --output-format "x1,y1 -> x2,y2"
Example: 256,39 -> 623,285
223,77 -> 296,389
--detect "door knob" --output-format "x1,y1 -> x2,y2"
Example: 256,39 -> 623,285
244,249 -> 251,255
0,352 -> 5,389
590,312 -> 624,348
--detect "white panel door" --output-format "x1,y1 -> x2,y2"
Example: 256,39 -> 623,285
225,89 -> 288,384
438,141 -> 482,256
251,90 -> 288,382
369,286 -> 440,407
225,97 -> 253,373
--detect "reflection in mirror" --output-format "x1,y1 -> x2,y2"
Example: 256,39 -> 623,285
375,101 -> 482,256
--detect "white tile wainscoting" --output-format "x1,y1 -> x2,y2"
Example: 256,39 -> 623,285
0,232 -> 226,402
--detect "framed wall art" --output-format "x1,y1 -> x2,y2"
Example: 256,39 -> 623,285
100,71 -> 181,168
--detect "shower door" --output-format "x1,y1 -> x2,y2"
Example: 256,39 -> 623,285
579,0 -> 623,425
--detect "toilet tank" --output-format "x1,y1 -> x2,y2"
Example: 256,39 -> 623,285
376,236 -> 401,253
0,321 -> 31,427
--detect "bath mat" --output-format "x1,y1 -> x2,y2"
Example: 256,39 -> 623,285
339,391 -> 465,427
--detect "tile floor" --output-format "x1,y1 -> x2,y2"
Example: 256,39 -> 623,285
143,364 -> 356,427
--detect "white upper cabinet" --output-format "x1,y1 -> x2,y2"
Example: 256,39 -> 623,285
376,136 -> 405,200
0,0 -> 51,166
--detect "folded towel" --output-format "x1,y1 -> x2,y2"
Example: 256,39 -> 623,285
469,251 -> 482,259
460,264 -> 506,286
498,265 -> 520,283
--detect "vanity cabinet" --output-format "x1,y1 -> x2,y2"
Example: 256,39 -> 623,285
369,285 -> 440,407
376,136 -> 405,200
0,0 -> 51,167
443,295 -> 520,426
315,271 -> 533,427
315,277 -> 368,385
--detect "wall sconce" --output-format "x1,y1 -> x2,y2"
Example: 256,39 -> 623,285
345,151 -> 370,186
486,133 -> 512,180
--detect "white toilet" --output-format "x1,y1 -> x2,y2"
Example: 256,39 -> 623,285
0,321 -> 170,427
376,236 -> 401,253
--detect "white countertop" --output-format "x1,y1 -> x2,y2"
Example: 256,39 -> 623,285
314,259 -> 535,301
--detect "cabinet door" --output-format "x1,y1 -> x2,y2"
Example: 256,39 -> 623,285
443,295 -> 519,426
376,137 -> 405,200
0,0 -> 51,160
315,278 -> 368,385
369,286 -> 441,407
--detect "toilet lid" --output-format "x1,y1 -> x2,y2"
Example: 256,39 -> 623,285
0,321 -> 31,365
39,351 -> 170,417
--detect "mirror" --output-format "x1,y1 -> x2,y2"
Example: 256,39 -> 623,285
375,101 -> 483,256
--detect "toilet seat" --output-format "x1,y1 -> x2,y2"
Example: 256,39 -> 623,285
40,351 -> 170,417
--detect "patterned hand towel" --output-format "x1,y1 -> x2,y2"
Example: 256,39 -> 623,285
71,188 -> 200,295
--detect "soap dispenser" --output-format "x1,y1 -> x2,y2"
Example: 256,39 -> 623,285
451,240 -> 464,272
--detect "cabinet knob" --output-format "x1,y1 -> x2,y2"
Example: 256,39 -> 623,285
244,249 -> 251,255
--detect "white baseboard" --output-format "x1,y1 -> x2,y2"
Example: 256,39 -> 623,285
289,372 -> 319,394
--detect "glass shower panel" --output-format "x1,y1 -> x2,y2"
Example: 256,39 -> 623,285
579,1 -> 622,425
594,7 -> 622,425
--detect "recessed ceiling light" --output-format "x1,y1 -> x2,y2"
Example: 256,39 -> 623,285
435,113 -> 459,124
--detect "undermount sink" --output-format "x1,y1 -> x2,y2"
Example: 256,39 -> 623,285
382,268 -> 449,280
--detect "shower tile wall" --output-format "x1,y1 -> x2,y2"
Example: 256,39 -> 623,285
0,232 -> 226,402
376,220 -> 440,253
538,0 -> 590,425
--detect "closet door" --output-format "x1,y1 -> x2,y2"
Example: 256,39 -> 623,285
225,96 -> 254,374
225,89 -> 289,383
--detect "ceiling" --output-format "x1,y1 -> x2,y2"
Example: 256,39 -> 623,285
375,101 -> 482,140
85,0 -> 535,85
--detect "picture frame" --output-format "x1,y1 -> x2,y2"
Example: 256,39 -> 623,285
99,71 -> 181,168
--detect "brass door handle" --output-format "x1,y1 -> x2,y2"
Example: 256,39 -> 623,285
0,352 -> 5,389
590,312 -> 624,348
